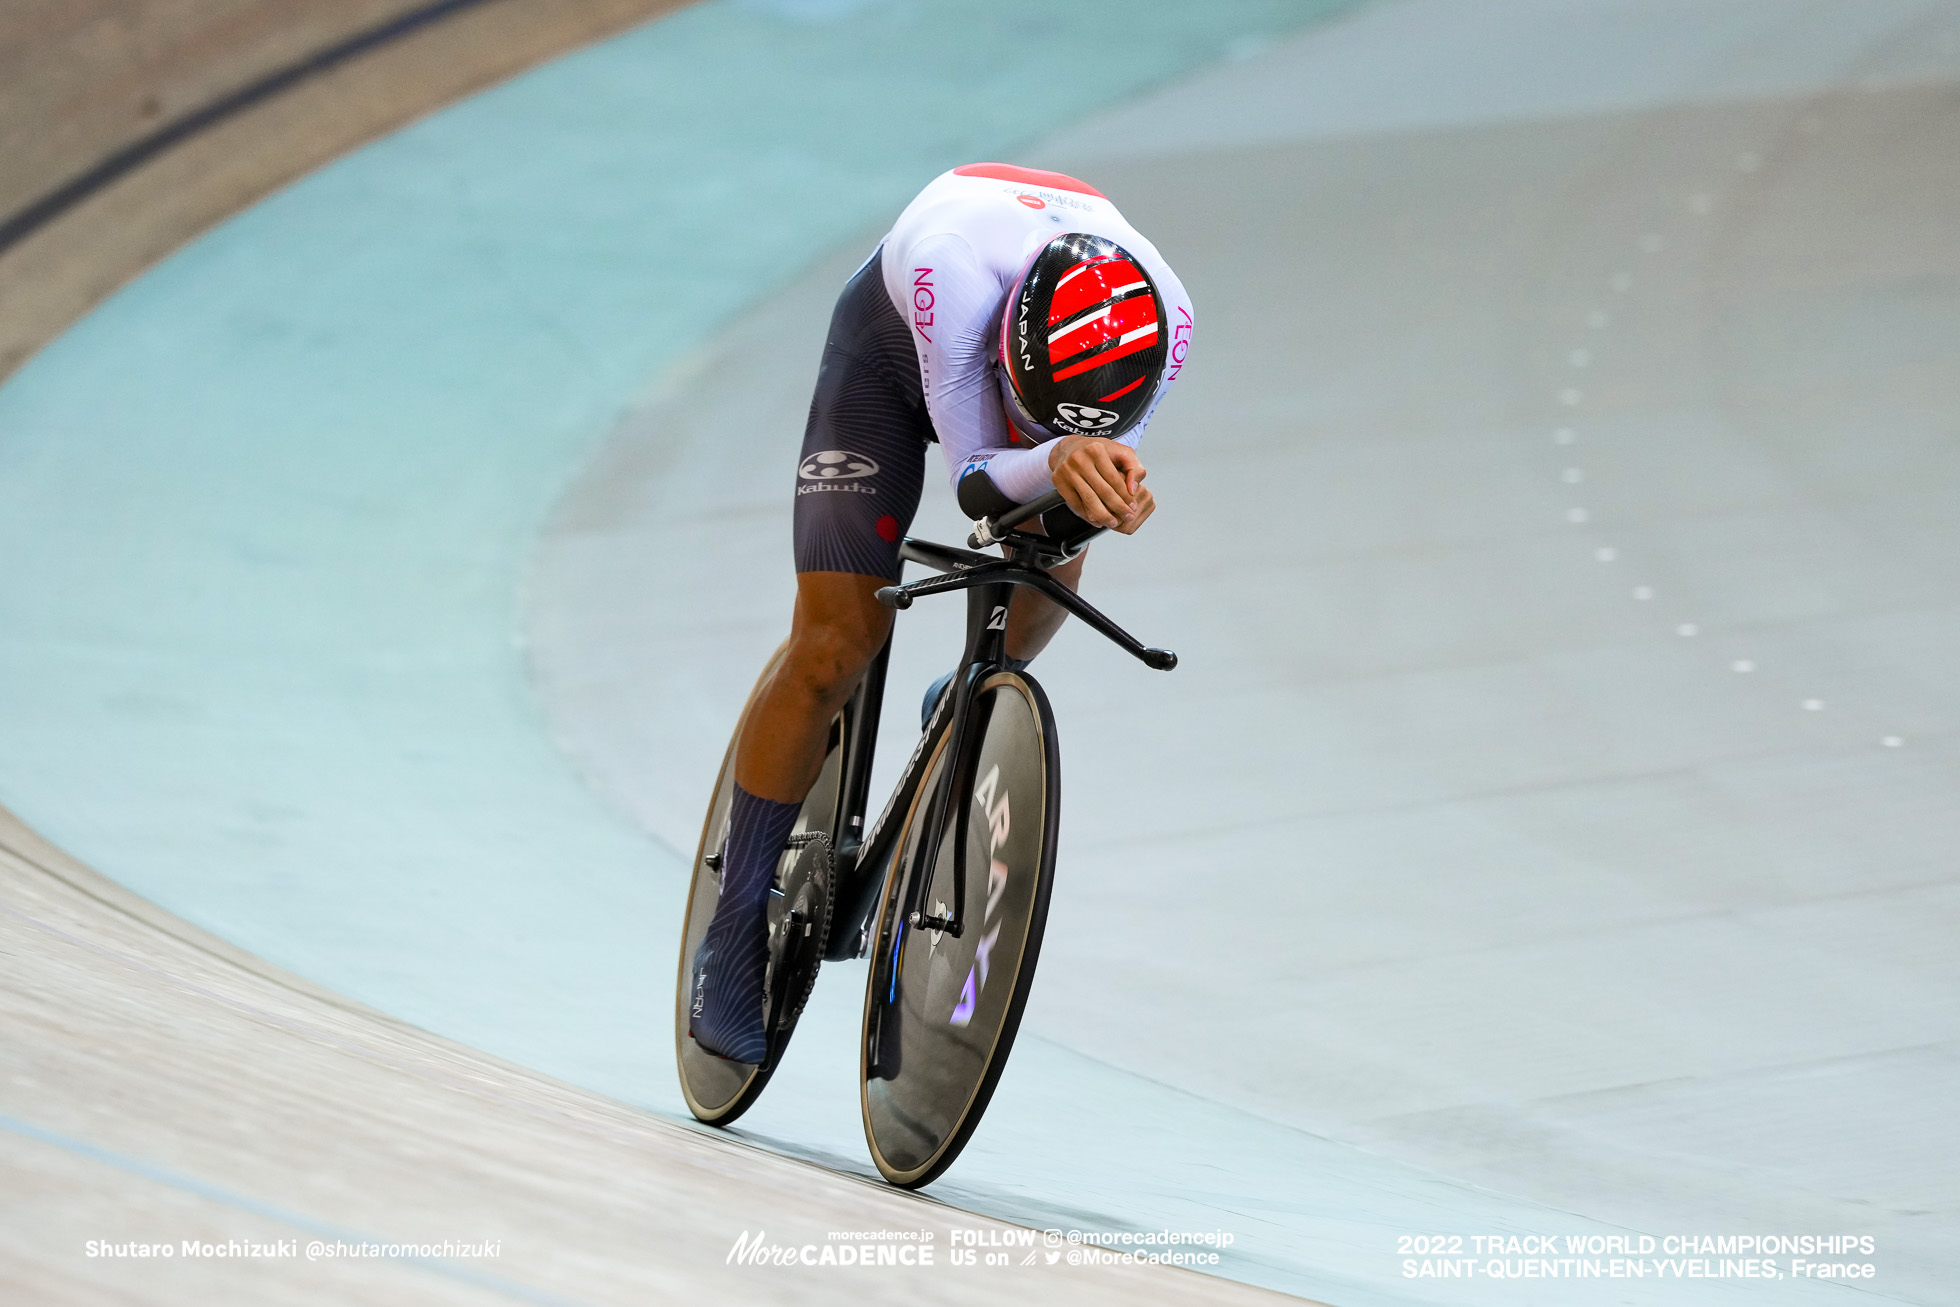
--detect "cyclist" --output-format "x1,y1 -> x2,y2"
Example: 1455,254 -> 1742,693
689,162 -> 1193,1062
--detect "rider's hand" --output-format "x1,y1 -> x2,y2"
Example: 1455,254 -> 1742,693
1048,435 -> 1155,534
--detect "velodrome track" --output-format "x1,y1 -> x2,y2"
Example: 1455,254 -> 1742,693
3,1 -> 1958,1304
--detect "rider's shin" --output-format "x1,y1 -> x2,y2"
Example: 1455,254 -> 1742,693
689,783 -> 802,1062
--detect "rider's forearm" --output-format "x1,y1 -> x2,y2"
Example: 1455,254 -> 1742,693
947,444 -> 1051,505
955,464 -> 1019,520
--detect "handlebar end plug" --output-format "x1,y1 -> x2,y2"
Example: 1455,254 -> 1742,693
875,586 -> 912,610
1142,648 -> 1178,672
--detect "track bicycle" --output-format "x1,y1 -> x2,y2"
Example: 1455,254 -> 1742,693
675,488 -> 1175,1187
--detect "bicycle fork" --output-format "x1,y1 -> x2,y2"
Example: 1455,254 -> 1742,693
899,577 -> 1014,941
865,578 -> 1007,1080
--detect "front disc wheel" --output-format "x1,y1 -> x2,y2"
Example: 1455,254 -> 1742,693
859,670 -> 1060,1187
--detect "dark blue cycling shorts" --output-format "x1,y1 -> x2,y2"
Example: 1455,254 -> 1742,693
792,248 -> 934,582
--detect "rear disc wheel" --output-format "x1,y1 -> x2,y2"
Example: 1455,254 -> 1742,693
676,653 -> 844,1125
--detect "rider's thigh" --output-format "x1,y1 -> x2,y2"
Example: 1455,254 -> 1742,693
1044,548 -> 1087,589
1004,544 -> 1085,611
1001,547 -> 1084,663
792,253 -> 931,583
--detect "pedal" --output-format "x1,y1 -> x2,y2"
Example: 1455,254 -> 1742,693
763,833 -> 835,1038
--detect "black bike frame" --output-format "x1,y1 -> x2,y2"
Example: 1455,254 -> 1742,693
820,540 -> 999,958
820,493 -> 1176,958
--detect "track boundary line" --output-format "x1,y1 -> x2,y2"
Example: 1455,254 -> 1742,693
0,0 -> 506,256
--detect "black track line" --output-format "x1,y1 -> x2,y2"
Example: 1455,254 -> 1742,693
0,0 -> 504,256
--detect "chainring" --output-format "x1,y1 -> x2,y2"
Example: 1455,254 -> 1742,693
765,832 -> 835,1042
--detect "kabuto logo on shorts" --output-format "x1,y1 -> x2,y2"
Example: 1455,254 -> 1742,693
1055,403 -> 1120,431
799,450 -> 879,480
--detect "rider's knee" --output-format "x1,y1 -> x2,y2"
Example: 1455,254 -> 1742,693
784,611 -> 883,696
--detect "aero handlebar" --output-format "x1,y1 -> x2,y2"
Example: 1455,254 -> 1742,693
968,489 -> 1066,549
880,486 -> 1175,672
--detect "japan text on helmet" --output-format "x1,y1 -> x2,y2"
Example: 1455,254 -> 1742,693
997,233 -> 1167,440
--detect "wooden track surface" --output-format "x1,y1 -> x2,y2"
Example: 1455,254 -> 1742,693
0,801 -> 1301,1304
0,0 -> 689,380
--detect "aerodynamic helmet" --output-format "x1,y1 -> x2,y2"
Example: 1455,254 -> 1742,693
997,233 -> 1167,441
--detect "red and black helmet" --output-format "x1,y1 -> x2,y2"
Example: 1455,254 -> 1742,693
997,233 -> 1166,440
